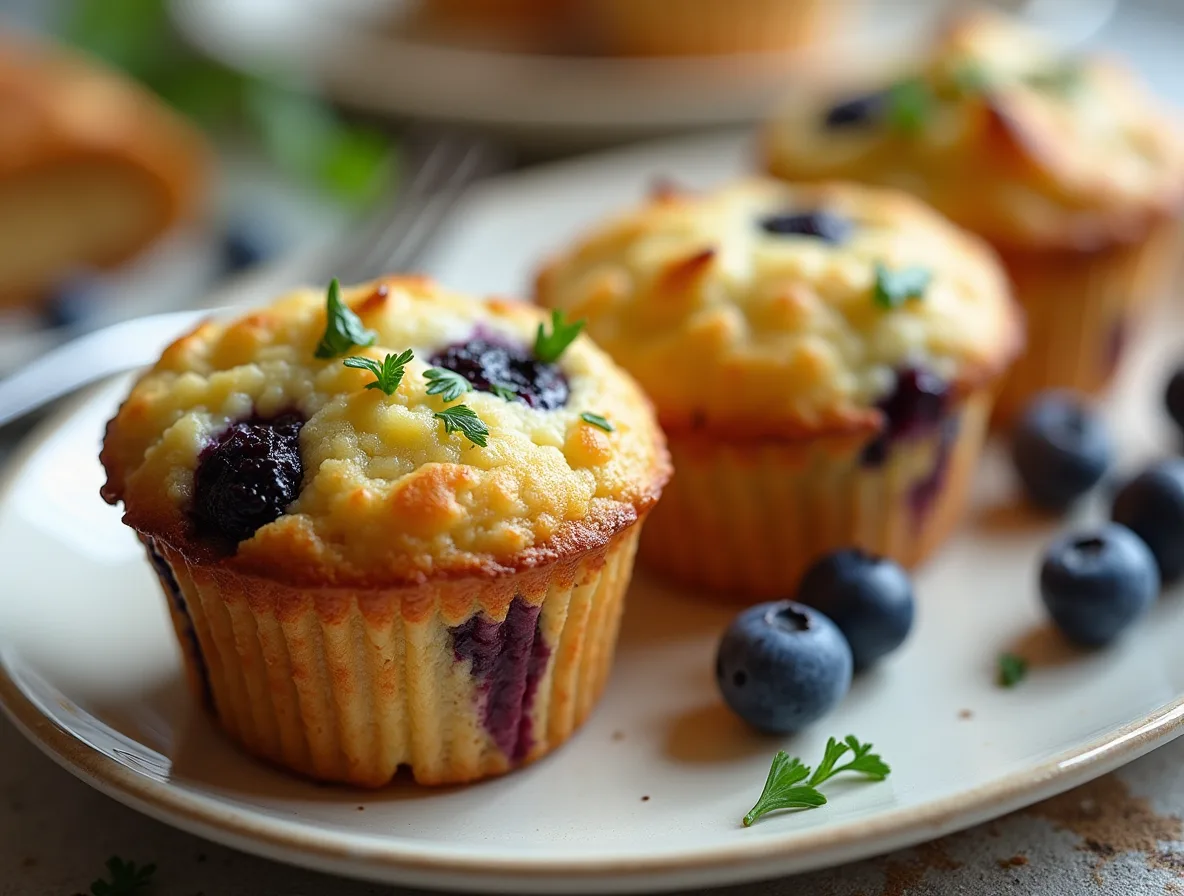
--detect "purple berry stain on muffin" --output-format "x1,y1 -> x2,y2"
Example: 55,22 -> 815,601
192,412 -> 304,543
451,597 -> 552,761
145,537 -> 212,706
429,335 -> 569,410
759,210 -> 852,244
861,366 -> 951,466
907,420 -> 958,524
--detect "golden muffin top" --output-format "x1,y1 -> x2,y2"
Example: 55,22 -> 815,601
535,178 -> 1020,440
101,277 -> 669,587
764,11 -> 1184,251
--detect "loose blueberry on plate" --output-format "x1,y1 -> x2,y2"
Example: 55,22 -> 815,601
1011,391 -> 1113,512
795,549 -> 914,670
1111,459 -> 1184,582
1165,366 -> 1184,436
192,413 -> 304,543
715,601 -> 853,734
1040,523 -> 1159,647
758,210 -> 852,244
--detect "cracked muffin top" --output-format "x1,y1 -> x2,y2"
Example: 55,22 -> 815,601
764,11 -> 1184,251
534,178 -> 1021,441
100,276 -> 669,588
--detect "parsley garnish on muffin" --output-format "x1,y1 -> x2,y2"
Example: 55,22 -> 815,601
343,349 -> 413,395
580,412 -> 614,432
316,277 -> 376,358
534,309 -> 585,363
434,404 -> 490,447
424,367 -> 472,402
873,263 -> 931,309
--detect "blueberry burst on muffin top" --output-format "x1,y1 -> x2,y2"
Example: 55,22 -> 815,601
100,277 -> 668,581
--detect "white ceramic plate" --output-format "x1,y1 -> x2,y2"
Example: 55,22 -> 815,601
169,0 -> 1120,145
4,132 -> 1184,894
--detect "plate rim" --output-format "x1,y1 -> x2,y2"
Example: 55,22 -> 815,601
4,382 -> 1184,892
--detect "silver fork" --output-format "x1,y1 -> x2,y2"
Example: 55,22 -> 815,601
0,131 -> 503,430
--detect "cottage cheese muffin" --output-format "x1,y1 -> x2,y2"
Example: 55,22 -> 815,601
536,178 -> 1021,597
101,276 -> 669,786
765,11 -> 1184,422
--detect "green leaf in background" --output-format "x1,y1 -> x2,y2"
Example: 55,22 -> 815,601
62,0 -> 396,205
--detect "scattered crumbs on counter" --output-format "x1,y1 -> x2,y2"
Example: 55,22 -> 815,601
878,841 -> 962,896
958,709 -> 974,720
997,854 -> 1028,869
1027,774 -> 1184,886
612,731 -> 625,742
641,796 -> 651,802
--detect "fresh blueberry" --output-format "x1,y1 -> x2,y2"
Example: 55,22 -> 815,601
1011,392 -> 1113,512
192,413 -> 304,543
795,549 -> 914,670
429,336 -> 569,410
1165,366 -> 1184,436
220,219 -> 275,275
758,210 -> 852,244
824,90 -> 888,128
41,273 -> 101,331
1111,459 -> 1184,582
1040,524 -> 1159,647
715,601 -> 853,734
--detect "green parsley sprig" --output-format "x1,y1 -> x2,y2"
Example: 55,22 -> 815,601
873,262 -> 932,309
744,736 -> 891,827
89,856 -> 156,896
424,367 -> 472,402
491,383 -> 518,401
344,349 -> 413,395
316,278 -> 376,358
435,405 -> 489,448
998,652 -> 1028,688
580,412 -> 614,433
886,78 -> 935,135
534,310 -> 585,364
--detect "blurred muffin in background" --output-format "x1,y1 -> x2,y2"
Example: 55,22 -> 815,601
0,32 -> 205,309
412,0 -> 576,52
592,0 -> 842,57
764,11 -> 1184,423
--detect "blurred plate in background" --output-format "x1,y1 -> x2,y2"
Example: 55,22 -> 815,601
168,0 -> 941,147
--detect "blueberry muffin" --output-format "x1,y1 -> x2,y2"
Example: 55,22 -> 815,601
536,179 -> 1021,597
591,0 -> 842,58
765,11 -> 1184,423
100,276 -> 669,786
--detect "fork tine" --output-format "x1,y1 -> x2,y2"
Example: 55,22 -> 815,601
327,133 -> 501,284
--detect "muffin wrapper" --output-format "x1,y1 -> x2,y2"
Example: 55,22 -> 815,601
141,523 -> 643,787
991,219 -> 1181,424
640,391 -> 993,598
596,0 -> 839,56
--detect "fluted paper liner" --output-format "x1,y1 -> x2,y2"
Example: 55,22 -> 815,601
991,219 -> 1181,425
143,524 -> 643,787
641,392 -> 992,598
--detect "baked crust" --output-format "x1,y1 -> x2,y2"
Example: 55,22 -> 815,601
535,178 -> 1022,441
0,33 -> 206,304
101,276 -> 670,588
763,11 -> 1184,252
